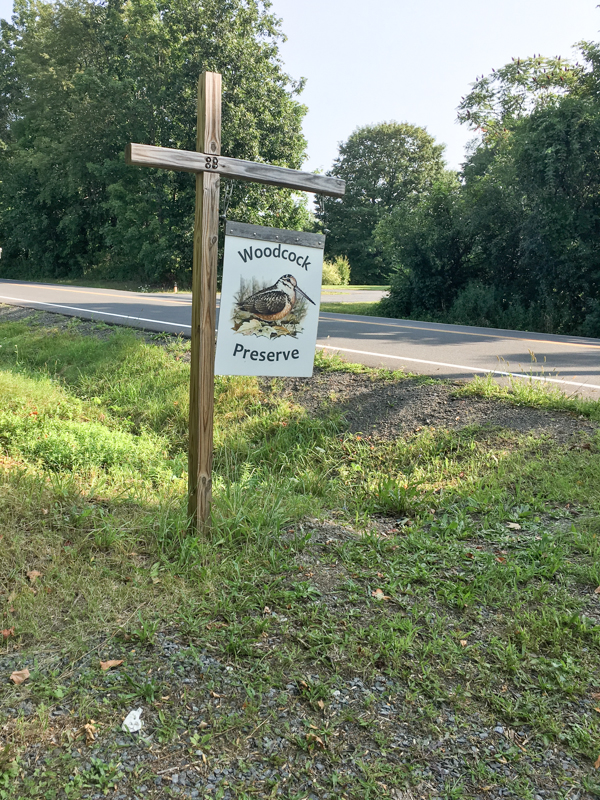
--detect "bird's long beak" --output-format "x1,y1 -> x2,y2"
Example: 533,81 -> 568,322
297,286 -> 316,305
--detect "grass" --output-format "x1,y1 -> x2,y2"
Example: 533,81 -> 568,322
0,312 -> 600,797
458,373 -> 600,421
320,301 -> 382,316
322,285 -> 390,292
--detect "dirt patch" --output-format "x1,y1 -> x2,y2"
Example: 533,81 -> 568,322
271,372 -> 598,444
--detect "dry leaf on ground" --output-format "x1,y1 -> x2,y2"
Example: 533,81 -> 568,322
2,627 -> 15,639
460,640 -> 468,647
26,570 -> 42,583
371,588 -> 390,601
594,587 -> 600,594
595,753 -> 600,770
82,722 -> 96,744
10,668 -> 30,685
100,659 -> 123,671
505,522 -> 521,530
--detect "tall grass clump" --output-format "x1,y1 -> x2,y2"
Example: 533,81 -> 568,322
322,255 -> 351,286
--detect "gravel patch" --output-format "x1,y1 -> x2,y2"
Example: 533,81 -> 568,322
1,621 -> 594,799
0,304 -> 122,341
270,372 -> 598,443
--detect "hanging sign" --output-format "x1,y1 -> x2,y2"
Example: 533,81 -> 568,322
215,221 -> 325,377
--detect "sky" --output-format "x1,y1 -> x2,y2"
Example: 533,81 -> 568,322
269,0 -> 600,171
0,0 -> 598,171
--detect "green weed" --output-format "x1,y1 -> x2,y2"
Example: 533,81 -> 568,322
1,313 -> 600,798
320,301 -> 381,316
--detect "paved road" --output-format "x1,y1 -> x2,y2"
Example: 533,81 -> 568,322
0,279 -> 599,397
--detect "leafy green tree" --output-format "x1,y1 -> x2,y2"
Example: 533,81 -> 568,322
457,54 -> 585,137
457,46 -> 600,333
380,43 -> 600,336
507,96 -> 600,330
319,122 -> 446,284
0,0 -> 310,284
376,171 -> 467,317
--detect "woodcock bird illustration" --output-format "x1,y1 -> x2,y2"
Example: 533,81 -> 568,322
236,274 -> 315,323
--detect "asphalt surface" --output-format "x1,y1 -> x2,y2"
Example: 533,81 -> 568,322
0,279 -> 599,398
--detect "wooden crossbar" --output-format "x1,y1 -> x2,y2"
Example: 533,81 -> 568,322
126,143 -> 345,199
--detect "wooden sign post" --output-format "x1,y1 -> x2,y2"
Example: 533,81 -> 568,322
126,72 -> 345,533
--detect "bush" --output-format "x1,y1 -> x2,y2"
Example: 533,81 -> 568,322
446,283 -> 578,334
334,255 -> 351,285
581,301 -> 600,338
322,255 -> 351,286
378,277 -> 584,335
377,270 -> 413,319
447,283 -> 504,328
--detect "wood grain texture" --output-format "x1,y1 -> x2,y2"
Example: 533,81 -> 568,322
225,220 -> 326,249
187,72 -> 221,532
126,143 -> 346,198
197,71 -> 221,155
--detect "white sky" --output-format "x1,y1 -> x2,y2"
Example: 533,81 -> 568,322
270,0 -> 600,171
0,0 -> 598,171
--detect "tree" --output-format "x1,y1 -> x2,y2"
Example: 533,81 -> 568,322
376,171 -> 467,318
377,43 -> 600,335
318,122 -> 446,284
456,45 -> 600,333
457,54 -> 585,138
0,0 -> 310,284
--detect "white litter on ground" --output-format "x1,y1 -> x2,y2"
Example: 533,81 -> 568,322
122,708 -> 143,733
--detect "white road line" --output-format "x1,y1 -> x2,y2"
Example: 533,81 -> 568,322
316,344 -> 600,391
0,295 -> 192,330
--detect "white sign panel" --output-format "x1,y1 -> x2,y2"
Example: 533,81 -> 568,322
215,221 -> 325,377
